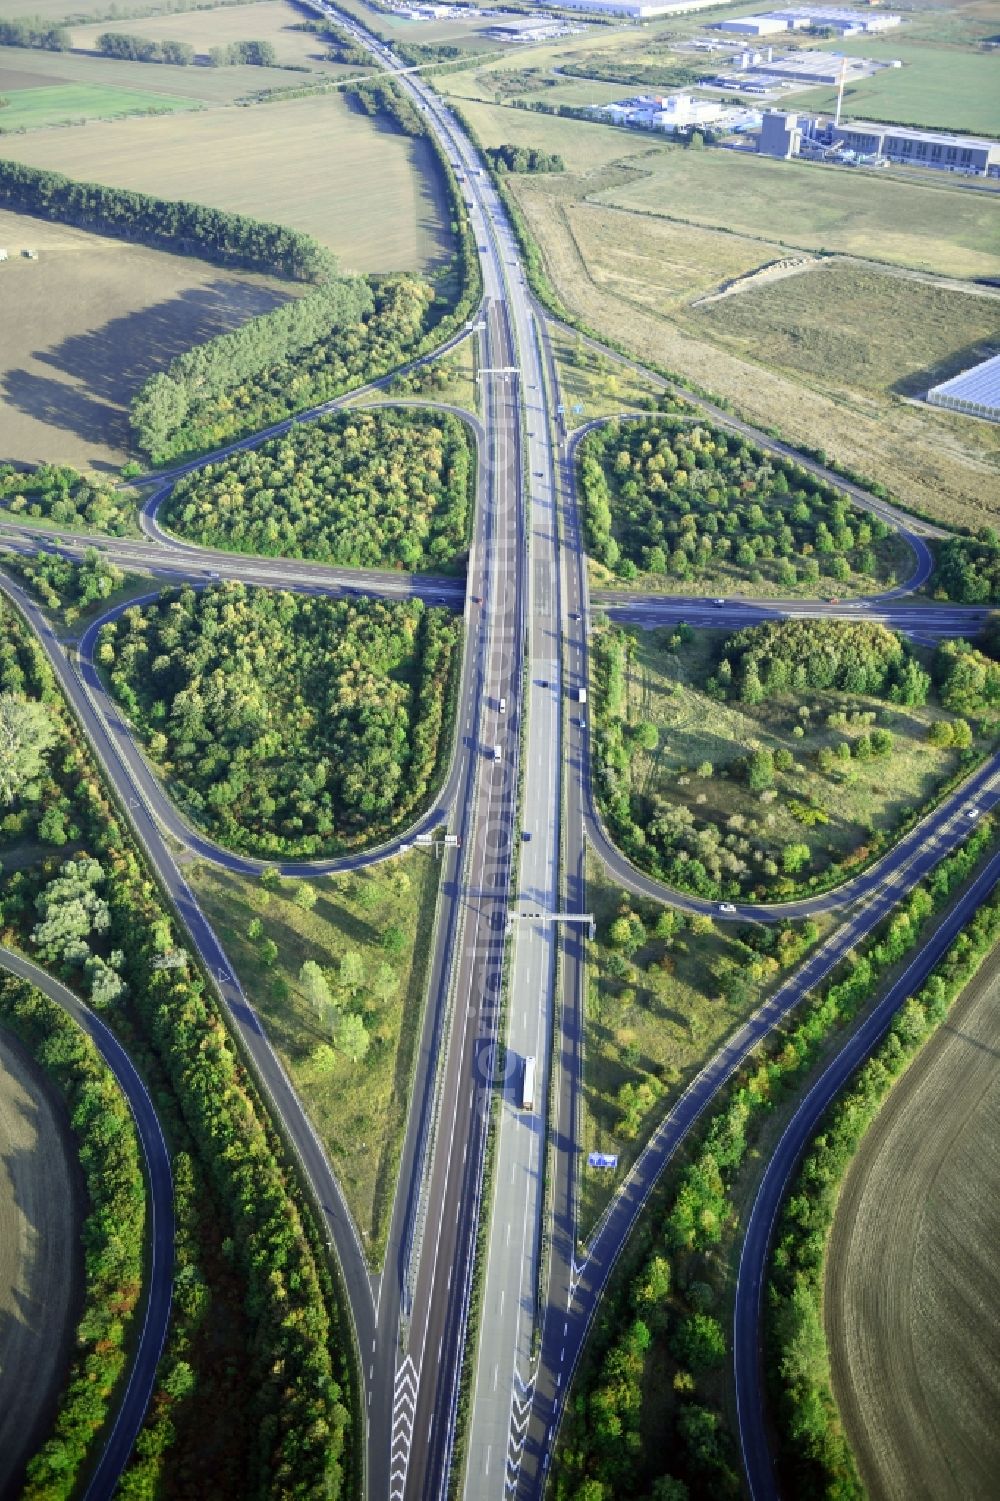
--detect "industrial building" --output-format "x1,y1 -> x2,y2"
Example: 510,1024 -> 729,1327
596,91 -> 760,134
485,15 -> 573,40
927,353 -> 1000,425
745,49 -> 880,85
533,0 -> 722,17
757,109 -> 1000,175
716,8 -> 901,35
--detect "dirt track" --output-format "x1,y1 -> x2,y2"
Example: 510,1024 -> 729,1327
0,1026 -> 82,1496
825,947 -> 1000,1500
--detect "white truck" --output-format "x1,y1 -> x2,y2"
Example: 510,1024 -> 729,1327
521,1056 -> 536,1112
578,687 -> 587,705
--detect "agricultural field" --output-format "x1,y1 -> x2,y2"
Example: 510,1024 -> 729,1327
100,585 -> 463,858
449,97 -> 661,174
592,150 -> 1000,280
0,91 -> 454,274
579,410 -> 912,596
592,622 -> 976,902
0,38 -> 314,102
799,37 -> 1000,137
825,944 -> 1000,1499
502,172 -> 1000,528
0,1026 -> 81,1497
69,0 -> 357,71
685,260 -> 1000,405
187,854 -> 441,1263
579,856 -> 827,1237
0,78 -> 194,130
0,208 -> 290,471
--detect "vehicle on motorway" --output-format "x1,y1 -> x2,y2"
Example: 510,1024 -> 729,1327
965,805 -> 981,819
579,717 -> 587,729
714,598 -> 726,607
577,686 -> 587,704
499,696 -> 507,713
827,596 -> 840,604
521,1055 -> 536,1112
719,902 -> 737,913
522,830 -> 531,842
493,744 -> 502,762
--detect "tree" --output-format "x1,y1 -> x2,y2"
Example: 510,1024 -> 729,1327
0,694 -> 56,803
747,747 -> 774,791
339,950 -> 364,992
782,842 -> 811,875
300,959 -> 332,1016
371,963 -> 398,1003
671,1313 -> 725,1374
293,882 -> 319,910
336,1012 -> 370,1061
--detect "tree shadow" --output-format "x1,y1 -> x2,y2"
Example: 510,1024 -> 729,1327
2,278 -> 290,468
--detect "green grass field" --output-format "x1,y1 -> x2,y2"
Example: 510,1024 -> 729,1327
799,40 -> 1000,137
0,81 -> 194,130
549,327 -> 654,421
187,854 -> 441,1266
579,855 -> 830,1237
593,149 -> 1000,280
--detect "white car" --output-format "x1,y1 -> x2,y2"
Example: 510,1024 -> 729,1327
964,805 -> 980,819
719,902 -> 737,914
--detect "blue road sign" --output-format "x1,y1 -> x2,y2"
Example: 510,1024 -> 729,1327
588,1152 -> 618,1169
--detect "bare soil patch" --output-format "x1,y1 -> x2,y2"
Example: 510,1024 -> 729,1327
0,1026 -> 82,1498
0,207 -> 290,471
825,949 -> 1000,1500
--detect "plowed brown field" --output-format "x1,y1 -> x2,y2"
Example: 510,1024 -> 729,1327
825,949 -> 1000,1500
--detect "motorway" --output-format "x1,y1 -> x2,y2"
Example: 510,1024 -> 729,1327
2,7 -> 998,1498
0,946 -> 174,1501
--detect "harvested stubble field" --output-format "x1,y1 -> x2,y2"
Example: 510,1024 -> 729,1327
0,207 -> 290,470
69,0 -> 362,72
825,946 -> 1000,1499
0,37 -> 316,103
0,1025 -> 81,1497
1,91 -> 453,273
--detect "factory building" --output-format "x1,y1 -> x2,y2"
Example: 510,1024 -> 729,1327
927,352 -> 1000,425
534,0 -> 723,16
716,8 -> 901,35
747,50 -> 878,85
757,109 -> 1000,175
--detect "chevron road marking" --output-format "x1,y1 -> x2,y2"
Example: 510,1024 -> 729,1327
504,1366 -> 537,1495
389,1356 -> 420,1501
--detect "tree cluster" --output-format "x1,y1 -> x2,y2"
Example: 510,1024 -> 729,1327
722,619 -> 931,706
347,78 -> 425,138
0,160 -> 336,281
100,584 -> 461,857
557,816 -> 995,1501
207,38 -> 278,66
132,274 -> 372,461
579,416 -> 897,589
0,593 -> 355,1498
934,637 -> 1000,720
163,406 -> 470,569
0,975 -> 145,1501
484,143 -> 565,174
0,19 -> 69,50
0,462 -> 135,535
8,549 -> 126,620
768,833 -> 1000,1500
96,30 -> 196,64
933,531 -> 1000,603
